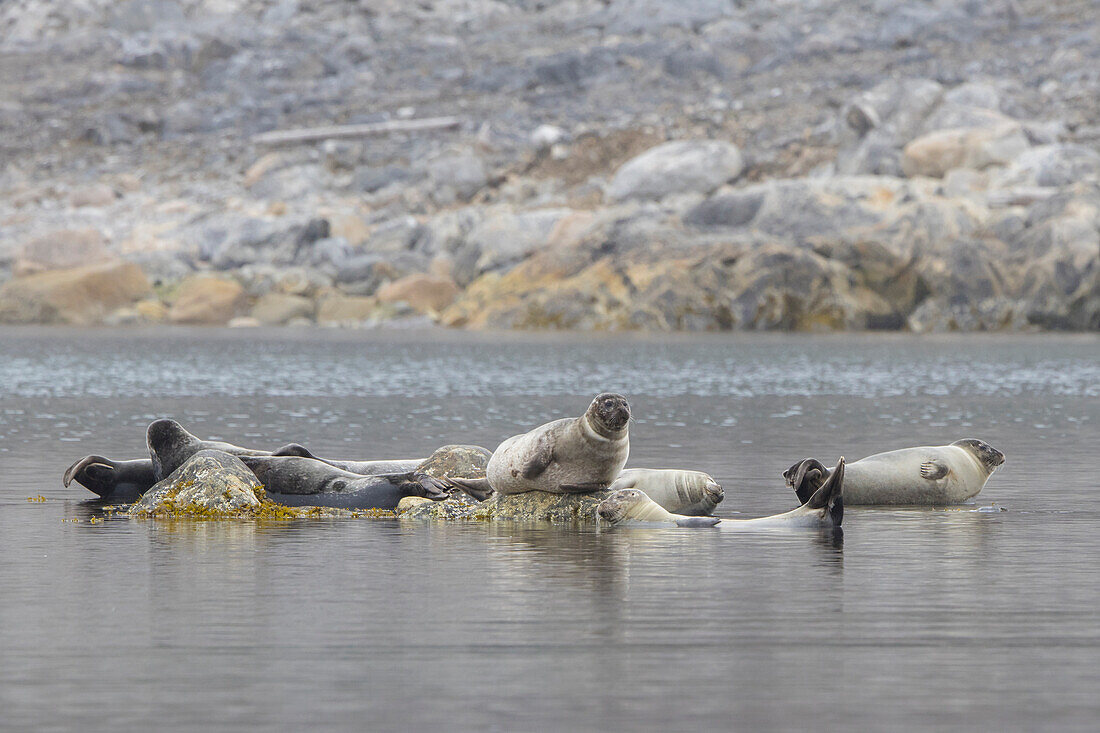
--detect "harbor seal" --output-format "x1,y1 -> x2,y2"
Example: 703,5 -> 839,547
63,455 -> 157,504
606,469 -> 723,516
147,418 -> 313,481
603,458 -> 845,530
65,428 -> 310,501
237,455 -> 449,510
597,489 -> 721,527
784,439 -> 1004,505
454,393 -> 631,496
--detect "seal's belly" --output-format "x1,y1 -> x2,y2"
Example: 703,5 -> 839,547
487,430 -> 626,494
844,449 -> 981,504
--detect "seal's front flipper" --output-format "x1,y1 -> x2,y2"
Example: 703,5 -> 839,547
674,516 -> 720,528
920,459 -> 950,480
520,435 -> 554,479
414,474 -> 451,500
442,476 -> 494,501
806,457 -> 845,527
557,482 -> 607,493
272,443 -> 315,458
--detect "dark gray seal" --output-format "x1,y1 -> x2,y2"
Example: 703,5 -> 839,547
147,418 -> 314,481
237,455 -> 448,510
63,456 -> 158,504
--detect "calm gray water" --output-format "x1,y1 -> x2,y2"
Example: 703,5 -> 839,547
1,327 -> 1097,732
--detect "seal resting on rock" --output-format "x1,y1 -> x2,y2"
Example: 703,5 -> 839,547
784,439 -> 1004,505
607,469 -> 723,516
602,458 -> 845,530
65,421 -> 311,502
146,418 -> 312,481
236,455 -> 449,510
450,393 -> 631,496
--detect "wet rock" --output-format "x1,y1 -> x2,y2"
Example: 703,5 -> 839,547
400,489 -> 611,523
0,262 -> 151,325
376,273 -> 460,314
901,123 -> 1030,178
608,140 -> 743,201
415,445 -> 491,481
167,274 -> 247,325
250,292 -> 314,325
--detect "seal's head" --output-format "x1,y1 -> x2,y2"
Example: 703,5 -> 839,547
146,418 -> 192,450
597,488 -> 645,524
63,455 -> 119,498
586,393 -> 631,436
952,439 -> 1005,473
704,478 -> 724,507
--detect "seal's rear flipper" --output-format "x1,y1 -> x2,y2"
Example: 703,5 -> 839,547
805,457 -> 844,527
674,516 -> 721,528
784,458 -> 830,505
441,476 -> 494,501
272,443 -> 316,458
63,455 -> 114,496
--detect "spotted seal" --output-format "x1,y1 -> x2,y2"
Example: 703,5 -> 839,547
602,457 -> 845,530
607,469 -> 723,516
236,455 -> 449,510
785,439 -> 1004,505
449,393 -> 631,496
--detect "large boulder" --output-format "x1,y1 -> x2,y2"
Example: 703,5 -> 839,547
608,140 -> 743,201
901,123 -> 1030,178
167,274 -> 248,324
376,273 -> 460,314
316,294 -> 379,324
129,450 -> 262,518
14,228 -> 111,276
250,292 -> 314,325
0,262 -> 151,325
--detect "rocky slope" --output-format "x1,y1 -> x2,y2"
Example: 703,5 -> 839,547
1,0 -> 1097,331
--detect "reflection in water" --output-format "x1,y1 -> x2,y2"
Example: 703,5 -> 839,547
1,330 -> 1098,730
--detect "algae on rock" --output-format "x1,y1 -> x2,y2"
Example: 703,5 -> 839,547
399,490 -> 611,524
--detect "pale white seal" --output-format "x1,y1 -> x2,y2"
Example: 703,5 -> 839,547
458,393 -> 631,496
785,439 -> 1004,505
607,469 -> 723,516
602,458 -> 845,530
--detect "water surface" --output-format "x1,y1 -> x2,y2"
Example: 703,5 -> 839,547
1,328 -> 1097,731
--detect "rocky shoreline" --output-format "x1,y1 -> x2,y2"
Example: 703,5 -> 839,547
1,0 -> 1097,332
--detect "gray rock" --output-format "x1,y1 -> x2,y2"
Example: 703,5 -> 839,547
400,489 -> 611,523
608,140 -> 743,202
429,153 -> 488,204
129,450 -> 262,518
352,164 -> 411,193
683,190 -> 765,228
